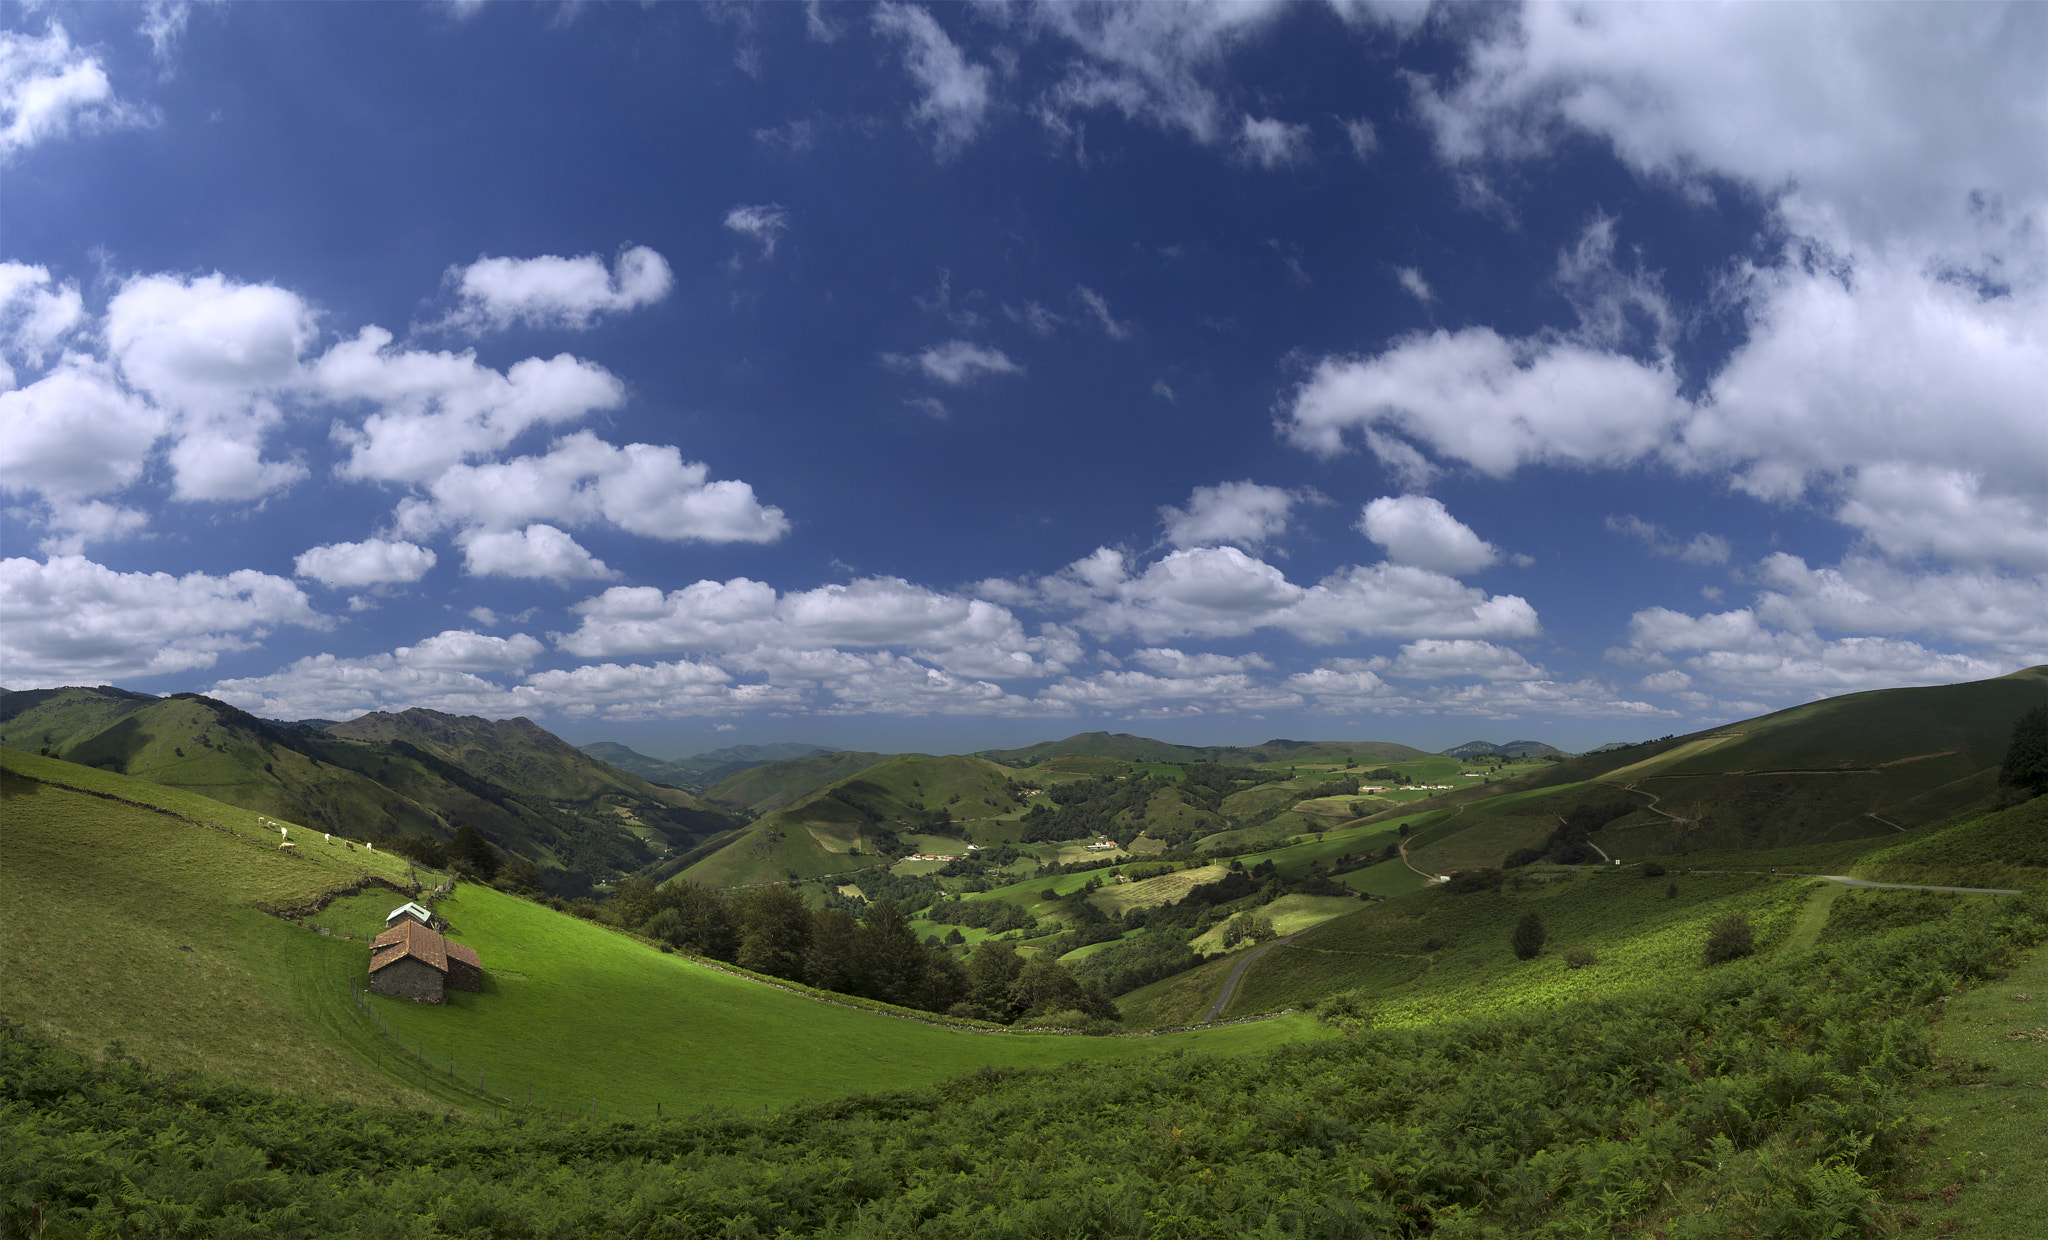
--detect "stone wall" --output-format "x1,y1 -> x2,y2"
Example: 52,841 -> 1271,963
445,958 -> 482,992
369,955 -> 444,1002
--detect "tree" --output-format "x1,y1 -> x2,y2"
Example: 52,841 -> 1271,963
2000,704 -> 2048,797
852,901 -> 927,1008
735,886 -> 812,981
804,909 -> 859,993
966,940 -> 1026,1022
447,824 -> 500,881
1511,913 -> 1546,960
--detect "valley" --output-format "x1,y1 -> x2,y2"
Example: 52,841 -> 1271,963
3,666 -> 2046,1235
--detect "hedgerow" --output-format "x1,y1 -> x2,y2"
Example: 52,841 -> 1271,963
5,891 -> 2041,1239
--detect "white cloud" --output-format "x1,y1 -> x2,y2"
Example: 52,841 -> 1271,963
1030,1 -> 1288,146
1237,115 -> 1310,167
1344,116 -> 1378,160
396,629 -> 544,672
555,574 -> 1065,679
139,2 -> 192,62
457,524 -> 616,584
1042,544 -> 1540,645
1281,660 -> 1667,720
0,356 -> 165,502
1407,3 -> 2044,249
1836,465 -> 2048,572
1382,638 -> 1543,681
1393,265 -> 1433,304
440,246 -> 673,334
872,3 -> 993,158
396,429 -> 790,548
1605,515 -> 1730,566
319,326 -> 627,484
37,500 -> 149,556
1126,647 -> 1273,678
1282,327 -> 1685,472
294,539 -> 438,589
1159,480 -> 1300,550
1358,494 -> 1499,575
1750,554 -> 2048,658
882,339 -> 1022,386
1040,668 -> 1302,717
1074,286 -> 1132,339
1151,378 -> 1175,402
0,554 -> 325,686
0,22 -> 142,162
723,204 -> 789,258
0,262 -> 85,378
107,272 -> 316,501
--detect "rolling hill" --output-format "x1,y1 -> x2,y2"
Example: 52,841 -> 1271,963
577,740 -> 834,788
0,690 -> 741,895
699,749 -> 892,815
976,731 -> 1434,767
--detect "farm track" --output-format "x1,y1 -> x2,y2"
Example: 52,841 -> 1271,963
1203,930 -> 1309,1022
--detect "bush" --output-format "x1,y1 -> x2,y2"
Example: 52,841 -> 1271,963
1564,947 -> 1597,969
1511,913 -> 1546,960
1641,860 -> 1667,878
1703,913 -> 1756,964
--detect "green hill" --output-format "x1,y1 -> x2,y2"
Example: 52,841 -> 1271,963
1,689 -> 741,895
679,753 -> 1031,888
699,749 -> 891,814
976,731 -> 1434,767
0,748 -> 1313,1119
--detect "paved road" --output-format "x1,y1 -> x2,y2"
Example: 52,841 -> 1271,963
1816,875 -> 2022,895
1203,930 -> 1308,1022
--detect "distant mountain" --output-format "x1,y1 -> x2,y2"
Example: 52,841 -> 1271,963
1439,739 -> 1572,760
975,731 -> 1432,767
576,740 -> 834,788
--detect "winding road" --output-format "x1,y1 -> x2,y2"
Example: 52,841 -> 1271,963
1203,929 -> 1310,1022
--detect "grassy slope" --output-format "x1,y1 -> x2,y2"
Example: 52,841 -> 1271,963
700,751 -> 891,813
1851,794 -> 2048,890
0,750 -> 1320,1118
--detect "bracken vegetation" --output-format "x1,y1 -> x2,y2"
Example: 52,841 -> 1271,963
7,892 -> 2041,1239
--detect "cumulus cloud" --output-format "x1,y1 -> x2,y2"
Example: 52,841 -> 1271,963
0,356 -> 165,504
872,2 -> 993,158
1358,495 -> 1502,575
0,262 -> 85,379
294,539 -> 438,589
392,429 -> 791,549
319,326 -> 627,484
457,524 -> 617,584
723,204 -> 789,258
882,340 -> 1022,386
0,554 -> 325,685
1126,647 -> 1273,677
1,22 -> 143,162
555,574 -> 1070,680
1159,480 -> 1301,550
1380,638 -> 1543,681
396,629 -> 544,672
440,246 -> 673,333
106,272 -> 316,501
1036,544 -> 1539,645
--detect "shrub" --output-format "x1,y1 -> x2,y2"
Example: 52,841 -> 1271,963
1641,860 -> 1668,878
1564,947 -> 1597,969
1703,913 -> 1756,964
1511,913 -> 1546,960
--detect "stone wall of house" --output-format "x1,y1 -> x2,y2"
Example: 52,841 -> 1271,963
444,958 -> 481,992
369,955 -> 444,1001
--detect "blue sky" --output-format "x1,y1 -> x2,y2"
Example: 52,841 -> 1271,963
3,1 -> 2043,759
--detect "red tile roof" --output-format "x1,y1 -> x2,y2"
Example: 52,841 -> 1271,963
368,918 -> 447,974
444,940 -> 481,969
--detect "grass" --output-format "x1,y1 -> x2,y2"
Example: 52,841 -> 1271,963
2,748 -> 1328,1121
1224,866 -> 1815,1024
1897,944 -> 2048,1236
1186,894 -> 1363,952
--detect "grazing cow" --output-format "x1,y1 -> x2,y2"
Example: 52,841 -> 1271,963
279,841 -> 296,853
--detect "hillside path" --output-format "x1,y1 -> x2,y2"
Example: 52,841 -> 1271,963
1203,930 -> 1308,1022
1816,875 -> 2022,895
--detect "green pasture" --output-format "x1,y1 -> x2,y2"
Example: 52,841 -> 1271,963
1223,868 -> 1815,1024
1187,894 -> 1362,953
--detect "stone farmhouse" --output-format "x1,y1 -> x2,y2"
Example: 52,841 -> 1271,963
368,909 -> 482,1001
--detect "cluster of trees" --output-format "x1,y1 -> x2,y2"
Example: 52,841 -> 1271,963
1502,788 -> 1639,867
601,879 -> 1117,1026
